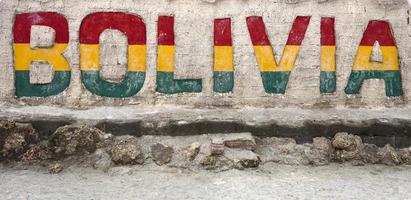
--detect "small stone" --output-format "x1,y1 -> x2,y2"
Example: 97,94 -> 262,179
332,133 -> 363,162
224,148 -> 261,169
21,144 -> 51,162
199,155 -> 233,170
210,138 -> 225,156
184,142 -> 200,161
398,148 -> 411,165
377,144 -> 401,166
332,132 -> 357,150
0,120 -> 16,130
151,143 -> 174,166
50,125 -> 103,156
92,149 -> 112,171
256,137 -> 311,165
305,137 -> 334,166
1,123 -> 38,160
360,144 -> 380,164
48,163 -> 63,174
200,155 -> 217,166
111,137 -> 144,165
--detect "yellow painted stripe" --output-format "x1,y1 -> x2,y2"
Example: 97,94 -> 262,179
277,45 -> 301,72
80,44 -> 147,72
80,44 -> 99,71
14,43 -> 70,71
253,45 -> 276,72
253,45 -> 300,72
320,46 -> 336,72
128,45 -> 146,72
157,45 -> 175,72
214,46 -> 233,72
352,46 -> 399,71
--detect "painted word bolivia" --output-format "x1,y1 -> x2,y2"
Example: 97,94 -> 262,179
13,12 -> 402,97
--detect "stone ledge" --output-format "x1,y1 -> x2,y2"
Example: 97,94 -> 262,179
1,105 -> 411,147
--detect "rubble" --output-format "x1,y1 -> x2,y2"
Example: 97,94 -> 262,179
360,144 -> 380,164
0,120 -> 16,130
199,155 -> 233,171
256,137 -> 311,165
0,123 -> 38,160
398,148 -> 411,165
111,137 -> 144,165
0,121 -> 411,172
151,143 -> 174,166
218,132 -> 257,151
377,144 -> 401,166
225,148 -> 260,169
183,142 -> 200,161
305,137 -> 334,166
50,125 -> 103,156
210,138 -> 225,156
48,163 -> 64,174
21,143 -> 51,162
332,132 -> 363,162
91,149 -> 113,171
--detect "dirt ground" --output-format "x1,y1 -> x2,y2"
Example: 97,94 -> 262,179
0,163 -> 410,200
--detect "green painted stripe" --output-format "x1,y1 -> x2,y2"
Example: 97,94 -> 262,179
15,71 -> 71,97
345,70 -> 402,97
213,71 -> 234,93
320,71 -> 336,94
260,71 -> 291,94
156,72 -> 202,94
81,71 -> 145,97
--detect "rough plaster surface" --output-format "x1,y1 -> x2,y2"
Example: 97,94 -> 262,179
1,0 -> 411,108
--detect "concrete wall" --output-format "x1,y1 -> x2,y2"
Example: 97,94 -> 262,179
0,0 -> 410,108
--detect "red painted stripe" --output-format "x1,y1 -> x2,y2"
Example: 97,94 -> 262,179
286,16 -> 311,45
246,16 -> 271,45
158,16 -> 175,45
321,17 -> 335,46
214,18 -> 232,46
79,12 -> 146,45
13,12 -> 68,43
360,20 -> 396,46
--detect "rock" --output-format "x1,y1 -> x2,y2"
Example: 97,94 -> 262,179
50,125 -> 103,156
398,148 -> 411,165
151,143 -> 174,166
360,144 -> 380,164
377,144 -> 401,166
21,143 -> 51,162
332,132 -> 357,151
183,142 -> 200,161
332,133 -> 363,162
48,163 -> 63,174
210,138 -> 224,156
92,149 -> 112,171
224,148 -> 260,169
211,133 -> 257,151
111,137 -> 144,165
0,120 -> 16,130
199,155 -> 233,170
256,137 -> 311,165
1,123 -> 38,160
305,137 -> 334,166
200,155 -> 217,166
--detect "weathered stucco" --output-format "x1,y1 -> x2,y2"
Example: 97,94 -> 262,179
1,0 -> 411,108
